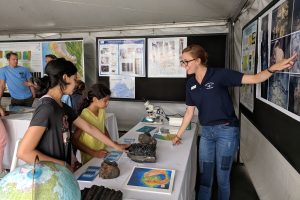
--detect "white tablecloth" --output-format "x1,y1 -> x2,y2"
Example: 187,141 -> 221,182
2,112 -> 119,169
75,122 -> 198,200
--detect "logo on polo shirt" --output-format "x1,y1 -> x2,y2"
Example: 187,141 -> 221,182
19,72 -> 25,79
191,85 -> 196,90
205,82 -> 214,89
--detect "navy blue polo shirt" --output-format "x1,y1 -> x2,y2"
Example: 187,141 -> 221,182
186,67 -> 243,127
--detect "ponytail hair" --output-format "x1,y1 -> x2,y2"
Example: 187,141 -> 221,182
78,83 -> 111,114
35,58 -> 77,97
182,44 -> 208,66
34,75 -> 50,97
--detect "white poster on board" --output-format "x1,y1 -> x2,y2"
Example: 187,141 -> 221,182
148,37 -> 187,78
98,38 -> 145,77
109,75 -> 135,99
0,42 -> 43,76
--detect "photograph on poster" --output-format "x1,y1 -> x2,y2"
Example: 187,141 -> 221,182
270,36 -> 290,66
134,58 -> 142,75
290,32 -> 300,73
120,47 -> 139,59
260,14 -> 270,99
121,62 -> 134,73
267,73 -> 289,109
271,0 -> 291,40
292,0 -> 300,32
100,47 -> 109,54
261,15 -> 269,70
101,56 -> 109,64
99,43 -> 119,75
101,65 -> 109,72
288,75 -> 300,115
22,51 -> 31,60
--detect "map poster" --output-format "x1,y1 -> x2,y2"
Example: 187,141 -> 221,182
0,39 -> 84,80
240,20 -> 257,112
42,40 -> 84,80
109,75 -> 135,99
148,37 -> 187,78
98,38 -> 145,77
125,166 -> 175,194
256,0 -> 300,122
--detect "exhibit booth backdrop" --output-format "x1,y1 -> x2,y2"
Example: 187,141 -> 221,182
0,24 -> 227,130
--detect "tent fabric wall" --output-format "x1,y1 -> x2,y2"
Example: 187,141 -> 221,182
234,0 -> 300,199
241,114 -> 300,200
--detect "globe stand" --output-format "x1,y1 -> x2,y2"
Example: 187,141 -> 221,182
26,155 -> 41,200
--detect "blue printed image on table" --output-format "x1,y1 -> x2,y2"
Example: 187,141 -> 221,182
77,166 -> 101,182
136,126 -> 156,133
104,151 -> 123,162
123,138 -> 135,144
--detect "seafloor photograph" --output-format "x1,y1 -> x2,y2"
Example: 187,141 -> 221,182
292,0 -> 300,32
267,72 -> 289,109
271,0 -> 292,40
289,32 -> 300,73
288,75 -> 300,116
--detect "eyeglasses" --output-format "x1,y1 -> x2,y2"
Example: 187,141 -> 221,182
180,58 -> 196,66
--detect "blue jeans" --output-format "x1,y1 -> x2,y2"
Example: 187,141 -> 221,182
198,124 -> 239,200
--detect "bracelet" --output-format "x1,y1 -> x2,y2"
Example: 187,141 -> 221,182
175,135 -> 182,140
267,68 -> 276,74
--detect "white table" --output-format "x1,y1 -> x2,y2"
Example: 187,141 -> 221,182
75,121 -> 198,200
2,113 -> 32,169
1,112 -> 119,169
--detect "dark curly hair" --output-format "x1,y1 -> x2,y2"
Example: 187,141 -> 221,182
78,83 -> 111,114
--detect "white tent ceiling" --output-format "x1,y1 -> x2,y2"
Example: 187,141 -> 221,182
0,0 -> 247,34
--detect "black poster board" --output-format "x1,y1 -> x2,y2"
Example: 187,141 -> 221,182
240,0 -> 300,173
97,34 -> 227,102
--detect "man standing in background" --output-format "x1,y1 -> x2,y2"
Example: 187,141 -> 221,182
45,54 -> 57,64
0,52 -> 35,107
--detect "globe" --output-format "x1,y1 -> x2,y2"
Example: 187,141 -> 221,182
0,161 -> 81,200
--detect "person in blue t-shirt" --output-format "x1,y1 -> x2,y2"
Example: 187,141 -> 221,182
172,44 -> 297,200
0,52 -> 35,107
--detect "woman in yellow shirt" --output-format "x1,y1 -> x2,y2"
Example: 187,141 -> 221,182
73,83 -> 122,164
